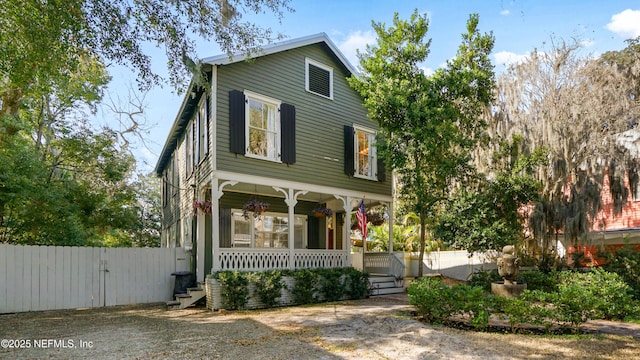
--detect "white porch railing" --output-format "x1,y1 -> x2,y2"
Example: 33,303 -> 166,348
218,249 -> 348,271
365,252 -> 405,279
294,250 -> 348,269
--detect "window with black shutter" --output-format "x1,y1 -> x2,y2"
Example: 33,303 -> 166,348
306,58 -> 333,99
229,90 -> 246,155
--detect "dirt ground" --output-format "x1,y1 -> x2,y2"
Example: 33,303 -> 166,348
1,296 -> 639,360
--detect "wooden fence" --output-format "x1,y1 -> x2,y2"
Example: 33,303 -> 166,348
0,245 -> 189,313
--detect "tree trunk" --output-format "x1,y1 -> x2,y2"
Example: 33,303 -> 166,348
418,211 -> 426,277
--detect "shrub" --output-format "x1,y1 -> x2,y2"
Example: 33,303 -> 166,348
408,277 -> 492,329
317,268 -> 346,302
216,271 -> 249,310
343,267 -> 370,299
557,268 -> 638,320
466,269 -> 502,291
517,270 -> 558,293
250,270 -> 285,308
601,245 -> 640,300
291,268 -> 321,304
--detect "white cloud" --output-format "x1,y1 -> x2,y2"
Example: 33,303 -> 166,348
500,9 -> 510,16
580,39 -> 595,48
493,51 -> 528,66
606,9 -> 640,38
420,67 -> 434,76
338,31 -> 377,67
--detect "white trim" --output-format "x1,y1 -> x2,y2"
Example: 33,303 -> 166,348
202,33 -> 358,75
353,125 -> 378,181
214,169 -> 393,203
305,58 -> 334,100
210,66 -> 217,172
244,90 -> 282,163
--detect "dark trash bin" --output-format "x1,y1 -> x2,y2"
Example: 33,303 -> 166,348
171,271 -> 194,295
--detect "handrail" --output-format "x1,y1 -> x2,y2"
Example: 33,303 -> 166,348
364,252 -> 405,279
388,253 -> 406,280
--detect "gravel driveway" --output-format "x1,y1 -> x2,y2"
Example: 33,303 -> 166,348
1,297 -> 638,359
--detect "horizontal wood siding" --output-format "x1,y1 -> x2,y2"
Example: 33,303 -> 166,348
215,44 -> 391,196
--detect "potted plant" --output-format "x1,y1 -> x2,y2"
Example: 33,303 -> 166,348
367,211 -> 385,226
193,200 -> 212,215
243,199 -> 270,219
311,207 -> 332,218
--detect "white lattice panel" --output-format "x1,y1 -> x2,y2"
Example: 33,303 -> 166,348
294,251 -> 348,269
219,249 -> 290,271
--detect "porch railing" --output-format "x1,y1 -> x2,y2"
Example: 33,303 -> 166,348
218,249 -> 348,271
364,252 -> 406,279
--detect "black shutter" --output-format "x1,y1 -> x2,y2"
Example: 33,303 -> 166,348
377,158 -> 386,182
280,103 -> 296,164
344,125 -> 355,176
307,216 -> 320,249
219,208 -> 232,248
229,90 -> 245,154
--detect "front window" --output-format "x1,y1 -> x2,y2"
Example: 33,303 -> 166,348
231,210 -> 307,248
246,91 -> 281,161
355,126 -> 377,179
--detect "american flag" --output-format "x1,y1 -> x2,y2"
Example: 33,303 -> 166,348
357,200 -> 367,239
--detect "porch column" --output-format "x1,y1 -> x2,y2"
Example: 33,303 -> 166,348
335,195 -> 353,268
273,187 -> 307,270
196,190 -> 206,283
211,179 -> 237,275
387,202 -> 393,254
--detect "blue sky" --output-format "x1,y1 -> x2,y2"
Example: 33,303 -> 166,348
97,1 -> 640,173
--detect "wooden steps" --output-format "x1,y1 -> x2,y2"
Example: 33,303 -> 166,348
166,285 -> 206,309
369,275 -> 405,296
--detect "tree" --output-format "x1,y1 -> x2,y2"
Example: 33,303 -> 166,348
435,136 -> 543,254
349,11 -> 495,276
0,0 -> 293,107
489,38 -> 640,254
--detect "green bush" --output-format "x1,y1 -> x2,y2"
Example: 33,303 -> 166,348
317,268 -> 346,302
408,277 -> 492,329
215,271 -> 249,310
557,268 -> 638,320
517,270 -> 558,293
601,245 -> 640,300
343,267 -> 370,299
291,268 -> 321,304
250,270 -> 285,308
466,269 -> 502,291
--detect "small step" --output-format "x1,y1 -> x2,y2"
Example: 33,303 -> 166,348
369,276 -> 397,283
176,293 -> 192,299
371,281 -> 399,289
187,287 -> 203,292
370,286 -> 406,296
166,300 -> 181,306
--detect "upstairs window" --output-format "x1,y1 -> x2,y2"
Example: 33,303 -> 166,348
305,58 -> 333,99
355,126 -> 376,179
229,90 -> 296,164
344,125 -> 384,181
246,91 -> 281,161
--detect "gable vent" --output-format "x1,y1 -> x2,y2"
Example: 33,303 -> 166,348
306,58 -> 333,99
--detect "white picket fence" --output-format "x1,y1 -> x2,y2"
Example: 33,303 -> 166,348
0,244 -> 189,313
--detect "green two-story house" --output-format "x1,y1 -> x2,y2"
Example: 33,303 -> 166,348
155,33 -> 396,283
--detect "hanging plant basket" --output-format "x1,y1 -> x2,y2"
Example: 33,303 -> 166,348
311,207 -> 332,218
193,200 -> 212,215
367,212 -> 385,226
242,199 -> 270,220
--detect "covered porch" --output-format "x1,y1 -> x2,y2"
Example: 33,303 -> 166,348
193,170 -> 395,282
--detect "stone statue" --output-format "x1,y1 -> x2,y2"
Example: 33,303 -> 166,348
496,245 -> 520,285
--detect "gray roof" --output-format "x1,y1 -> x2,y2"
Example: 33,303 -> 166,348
154,33 -> 357,176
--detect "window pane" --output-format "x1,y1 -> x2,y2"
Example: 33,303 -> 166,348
233,212 -> 251,247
